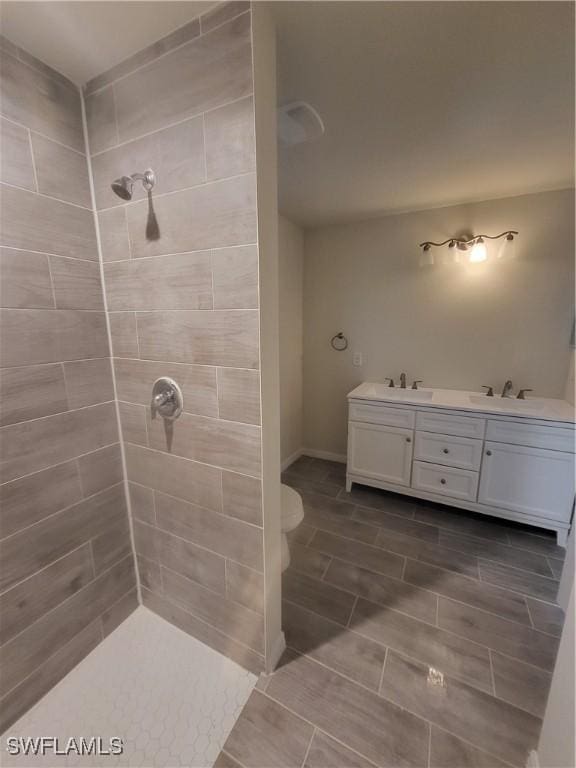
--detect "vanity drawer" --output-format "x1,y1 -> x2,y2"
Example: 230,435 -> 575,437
414,431 -> 483,470
486,420 -> 575,453
412,461 -> 479,502
416,411 -> 485,439
349,402 -> 415,429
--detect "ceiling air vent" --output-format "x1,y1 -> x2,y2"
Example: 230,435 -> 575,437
277,101 -> 325,146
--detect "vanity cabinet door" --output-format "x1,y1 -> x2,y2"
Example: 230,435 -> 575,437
478,442 -> 575,522
348,422 -> 413,486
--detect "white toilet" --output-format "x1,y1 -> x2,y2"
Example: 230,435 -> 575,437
280,484 -> 304,571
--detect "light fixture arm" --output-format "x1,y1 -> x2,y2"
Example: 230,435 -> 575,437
419,231 -> 518,249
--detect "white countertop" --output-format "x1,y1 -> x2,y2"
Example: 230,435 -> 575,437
348,382 -> 576,425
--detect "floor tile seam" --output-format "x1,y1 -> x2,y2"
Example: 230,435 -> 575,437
378,646 -> 543,727
299,726 -> 316,768
431,724 -> 518,768
402,571 -> 554,627
412,515 -> 559,553
427,540 -> 558,580
486,648 -> 548,720
436,527 -> 564,562
305,525 -> 477,583
358,634 -> 494,697
284,570 -> 439,628
437,593 -> 561,639
488,647 -> 497,696
477,557 -> 560,584
524,598 -> 536,629
429,616 -> 558,674
482,646 -> 556,677
297,546 -> 552,633
259,670 -> 429,762
477,573 -> 559,604
266,652 -> 512,768
377,647 -> 388,696
319,555 -> 333,581
283,597 -> 501,697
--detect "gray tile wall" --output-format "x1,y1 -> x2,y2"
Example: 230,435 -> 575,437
0,38 -> 136,732
85,2 -> 266,670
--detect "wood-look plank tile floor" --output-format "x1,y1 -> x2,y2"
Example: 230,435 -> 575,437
218,456 -> 565,768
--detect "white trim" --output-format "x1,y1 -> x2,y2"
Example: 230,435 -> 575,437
526,749 -> 540,768
302,447 -> 347,464
266,630 -> 286,675
281,448 -> 303,472
80,90 -> 142,605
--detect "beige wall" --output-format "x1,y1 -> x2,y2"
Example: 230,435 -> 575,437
85,2 -> 271,674
536,581 -> 575,768
279,215 -> 304,464
0,39 -> 136,731
565,349 -> 575,405
302,189 -> 575,456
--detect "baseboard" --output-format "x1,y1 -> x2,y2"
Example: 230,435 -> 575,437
281,448 -> 303,472
526,749 -> 540,768
266,630 -> 286,674
301,447 -> 347,464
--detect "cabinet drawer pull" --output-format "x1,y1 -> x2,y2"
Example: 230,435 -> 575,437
486,450 -> 492,456
406,437 -> 412,443
440,478 -> 447,485
443,448 -> 449,454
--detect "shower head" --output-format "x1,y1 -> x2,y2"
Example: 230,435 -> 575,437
111,176 -> 134,200
111,169 -> 155,200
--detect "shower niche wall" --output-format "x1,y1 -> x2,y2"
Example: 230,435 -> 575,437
0,1 -> 282,732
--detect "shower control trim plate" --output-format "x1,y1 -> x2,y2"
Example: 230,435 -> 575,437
151,377 -> 183,421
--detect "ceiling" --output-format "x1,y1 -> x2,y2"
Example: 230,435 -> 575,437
270,1 -> 575,227
1,2 -> 573,227
0,1 -> 214,85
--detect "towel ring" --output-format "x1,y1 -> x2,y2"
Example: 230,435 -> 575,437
330,332 -> 348,351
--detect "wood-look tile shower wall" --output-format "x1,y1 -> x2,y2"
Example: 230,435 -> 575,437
85,2 -> 267,672
0,39 -> 137,732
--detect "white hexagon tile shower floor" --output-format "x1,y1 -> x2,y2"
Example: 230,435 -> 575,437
1,607 -> 257,768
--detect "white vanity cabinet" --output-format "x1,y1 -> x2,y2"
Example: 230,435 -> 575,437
478,442 -> 574,521
346,388 -> 575,546
348,422 -> 413,486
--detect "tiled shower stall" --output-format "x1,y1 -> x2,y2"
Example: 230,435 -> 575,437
0,0 -> 282,734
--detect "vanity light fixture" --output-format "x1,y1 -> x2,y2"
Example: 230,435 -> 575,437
419,231 -> 518,265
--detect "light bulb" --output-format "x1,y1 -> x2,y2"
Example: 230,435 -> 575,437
469,238 -> 487,263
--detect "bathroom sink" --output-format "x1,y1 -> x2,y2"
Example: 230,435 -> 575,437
364,383 -> 434,401
468,395 -> 544,413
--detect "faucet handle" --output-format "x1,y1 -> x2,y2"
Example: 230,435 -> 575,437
517,389 -> 533,400
482,386 -> 494,397
411,380 -> 423,390
384,377 -> 395,388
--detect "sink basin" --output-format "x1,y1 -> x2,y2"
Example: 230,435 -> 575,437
468,395 -> 544,413
364,383 -> 434,401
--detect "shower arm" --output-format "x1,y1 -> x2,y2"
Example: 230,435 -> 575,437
131,170 -> 155,191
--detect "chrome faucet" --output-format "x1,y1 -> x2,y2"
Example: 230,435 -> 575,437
501,380 -> 514,398
400,372 -> 407,389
